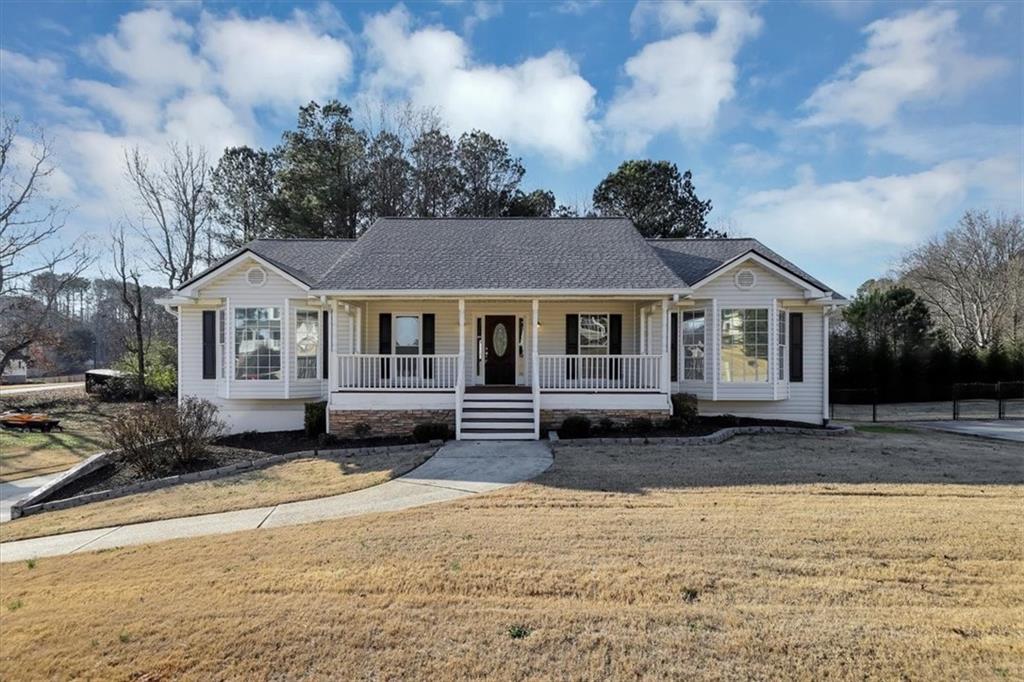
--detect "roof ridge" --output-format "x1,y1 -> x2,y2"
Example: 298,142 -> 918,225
249,238 -> 357,242
647,237 -> 756,242
374,216 -> 629,221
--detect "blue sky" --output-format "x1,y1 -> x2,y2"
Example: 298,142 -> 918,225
1,0 -> 1021,296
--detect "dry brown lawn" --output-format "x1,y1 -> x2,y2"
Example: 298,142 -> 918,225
0,387 -> 134,481
0,448 -> 434,542
1,429 -> 1022,680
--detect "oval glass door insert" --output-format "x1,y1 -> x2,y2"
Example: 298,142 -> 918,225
493,323 -> 509,357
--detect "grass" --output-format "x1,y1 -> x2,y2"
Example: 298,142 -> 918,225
0,448 -> 434,542
1,430 -> 1021,680
854,423 -> 917,434
0,387 -> 137,481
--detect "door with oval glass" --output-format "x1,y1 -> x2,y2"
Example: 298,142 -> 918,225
484,315 -> 516,385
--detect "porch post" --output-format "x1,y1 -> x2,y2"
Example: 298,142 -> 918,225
283,298 -> 290,398
661,298 -> 670,395
532,299 -> 540,439
822,307 -> 830,424
330,299 -> 339,392
355,306 -> 362,354
457,299 -> 465,440
640,307 -> 646,353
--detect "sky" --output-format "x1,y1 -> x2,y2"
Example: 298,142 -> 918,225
1,0 -> 1021,296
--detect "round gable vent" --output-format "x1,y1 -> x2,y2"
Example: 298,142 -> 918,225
734,268 -> 756,290
246,266 -> 267,287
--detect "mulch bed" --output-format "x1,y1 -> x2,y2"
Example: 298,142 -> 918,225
215,430 -> 416,455
560,416 -> 827,440
48,445 -> 267,501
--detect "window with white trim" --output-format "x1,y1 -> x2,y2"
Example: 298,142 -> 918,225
720,308 -> 769,382
777,309 -> 787,381
234,307 -> 281,380
579,314 -> 609,355
681,310 -> 706,381
295,309 -> 320,380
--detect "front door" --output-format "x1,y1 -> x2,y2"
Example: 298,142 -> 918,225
484,315 -> 516,385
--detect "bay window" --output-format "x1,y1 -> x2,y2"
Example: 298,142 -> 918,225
234,307 -> 281,380
681,310 -> 706,381
295,309 -> 320,380
720,308 -> 769,382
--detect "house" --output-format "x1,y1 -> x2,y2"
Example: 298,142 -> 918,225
1,354 -> 29,385
160,218 -> 846,439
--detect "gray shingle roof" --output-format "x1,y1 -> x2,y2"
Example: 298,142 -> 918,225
647,238 -> 837,295
315,218 -> 687,291
180,239 -> 356,289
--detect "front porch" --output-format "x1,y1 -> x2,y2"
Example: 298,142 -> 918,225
325,297 -> 675,440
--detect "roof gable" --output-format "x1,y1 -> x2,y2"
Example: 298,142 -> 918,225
177,239 -> 355,293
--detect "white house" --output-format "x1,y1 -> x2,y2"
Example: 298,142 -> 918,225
160,218 -> 846,439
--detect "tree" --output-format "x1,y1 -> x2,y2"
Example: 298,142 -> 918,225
124,142 -> 213,288
455,130 -> 525,217
409,128 -> 462,217
273,101 -> 367,238
843,282 -> 933,355
210,146 -> 276,252
111,227 -> 148,400
592,160 -> 718,238
0,117 -> 92,377
504,189 -> 556,217
900,210 -> 1024,350
364,130 -> 412,219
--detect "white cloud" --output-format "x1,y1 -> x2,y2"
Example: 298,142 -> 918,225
728,143 -> 784,174
362,6 -> 597,163
731,162 -> 985,259
867,123 -> 1021,164
199,11 -> 353,109
606,1 -> 762,151
69,80 -> 163,133
163,92 -> 253,154
983,4 -> 1007,25
1,49 -> 62,81
802,7 -> 1008,128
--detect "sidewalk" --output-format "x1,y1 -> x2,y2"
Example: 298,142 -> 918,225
0,440 -> 553,563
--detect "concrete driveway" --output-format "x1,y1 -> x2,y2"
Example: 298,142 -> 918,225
0,473 -> 67,523
909,420 -> 1024,443
0,381 -> 84,395
0,439 -> 553,563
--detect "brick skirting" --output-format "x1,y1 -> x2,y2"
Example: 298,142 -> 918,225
539,409 -> 669,433
329,409 -> 456,438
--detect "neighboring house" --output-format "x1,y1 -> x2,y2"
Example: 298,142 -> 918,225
160,218 -> 846,439
1,354 -> 29,385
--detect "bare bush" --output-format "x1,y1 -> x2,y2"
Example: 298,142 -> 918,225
108,397 -> 224,475
109,404 -> 171,476
169,396 -> 225,467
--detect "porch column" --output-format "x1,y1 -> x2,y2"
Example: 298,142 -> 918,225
283,298 -> 290,398
355,306 -> 362,354
822,307 -> 830,423
457,299 -> 465,439
532,299 -> 540,439
661,298 -> 670,395
330,300 -> 339,393
640,307 -> 646,353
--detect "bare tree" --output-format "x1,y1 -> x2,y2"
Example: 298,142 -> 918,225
900,210 -> 1024,350
111,226 -> 148,400
0,117 -> 92,376
124,142 -> 212,289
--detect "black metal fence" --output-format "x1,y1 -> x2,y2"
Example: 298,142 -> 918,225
830,382 -> 1024,422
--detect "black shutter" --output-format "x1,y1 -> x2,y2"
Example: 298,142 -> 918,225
609,314 -> 623,380
789,312 -> 803,382
379,313 -> 392,380
321,310 -> 329,379
670,312 -> 678,382
422,313 -> 435,380
202,310 -> 216,380
476,317 -> 482,375
565,314 -> 578,379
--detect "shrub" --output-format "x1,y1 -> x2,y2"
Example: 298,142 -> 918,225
109,403 -> 171,476
413,422 -> 451,443
169,396 -> 224,467
671,393 -> 699,428
317,432 -> 338,448
352,421 -> 372,438
597,417 -> 616,434
111,340 -> 178,400
628,416 -> 654,435
304,401 -> 327,437
558,415 -> 591,439
96,375 -> 140,402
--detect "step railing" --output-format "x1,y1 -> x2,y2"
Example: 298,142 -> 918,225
336,353 -> 459,390
537,354 -> 662,391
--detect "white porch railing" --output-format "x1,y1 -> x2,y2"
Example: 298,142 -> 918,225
336,353 -> 460,390
537,354 -> 662,391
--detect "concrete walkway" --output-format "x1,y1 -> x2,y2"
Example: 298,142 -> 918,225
908,420 -> 1024,443
0,440 -> 552,563
0,472 -> 67,523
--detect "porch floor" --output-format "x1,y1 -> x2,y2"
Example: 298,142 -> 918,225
465,385 -> 532,394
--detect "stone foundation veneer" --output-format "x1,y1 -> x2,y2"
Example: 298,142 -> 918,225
539,409 -> 669,433
329,409 -> 456,438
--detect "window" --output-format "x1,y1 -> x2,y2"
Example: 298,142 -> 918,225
720,308 -> 769,382
777,310 -> 787,381
579,314 -> 609,355
393,315 -> 420,355
295,309 -> 320,380
234,307 -> 281,380
681,310 -> 706,381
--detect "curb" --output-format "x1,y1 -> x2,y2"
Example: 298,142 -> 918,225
551,424 -> 852,449
13,441 -> 439,519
